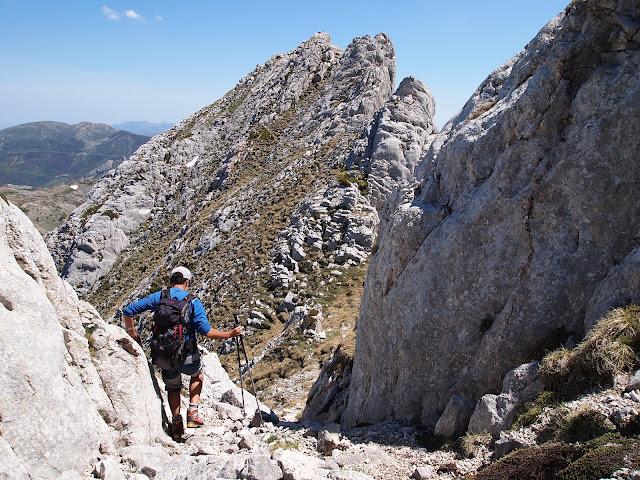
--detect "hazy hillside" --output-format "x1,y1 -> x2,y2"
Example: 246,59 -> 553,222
112,121 -> 174,137
0,121 -> 149,186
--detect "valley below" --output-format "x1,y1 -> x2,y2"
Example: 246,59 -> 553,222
0,181 -> 94,233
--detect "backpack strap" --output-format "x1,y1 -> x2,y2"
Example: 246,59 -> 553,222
160,288 -> 170,299
180,294 -> 196,325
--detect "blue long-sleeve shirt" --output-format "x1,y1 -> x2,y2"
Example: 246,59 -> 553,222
123,287 -> 211,342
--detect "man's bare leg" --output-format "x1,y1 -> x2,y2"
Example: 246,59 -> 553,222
168,390 -> 181,417
189,372 -> 203,405
187,372 -> 205,427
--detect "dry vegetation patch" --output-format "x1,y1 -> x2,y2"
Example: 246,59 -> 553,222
540,306 -> 640,398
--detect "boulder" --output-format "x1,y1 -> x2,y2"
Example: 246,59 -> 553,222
275,450 -> 332,480
468,362 -> 543,435
119,444 -> 172,478
241,454 -> 283,480
94,458 -> 126,480
214,401 -> 246,422
277,292 -> 298,313
411,466 -> 437,480
238,429 -> 258,450
317,423 -> 342,455
251,408 -> 280,427
625,370 -> 640,393
434,395 -> 475,438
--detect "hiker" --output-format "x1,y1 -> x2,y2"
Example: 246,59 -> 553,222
122,266 -> 243,437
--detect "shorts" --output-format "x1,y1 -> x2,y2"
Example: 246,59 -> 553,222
155,351 -> 202,392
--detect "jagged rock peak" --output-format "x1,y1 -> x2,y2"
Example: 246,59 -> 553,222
346,75 -> 437,213
344,0 -> 640,430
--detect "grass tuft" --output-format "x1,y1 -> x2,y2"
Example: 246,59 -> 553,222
459,432 -> 492,458
84,325 -> 97,357
540,306 -> 640,398
101,209 -> 119,220
335,170 -> 368,192
81,203 -> 101,224
471,443 -> 579,480
249,125 -> 276,142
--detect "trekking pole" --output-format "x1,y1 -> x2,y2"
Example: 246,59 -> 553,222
239,335 -> 264,425
234,336 -> 246,416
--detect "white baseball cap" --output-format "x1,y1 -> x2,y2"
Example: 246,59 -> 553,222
170,266 -> 192,280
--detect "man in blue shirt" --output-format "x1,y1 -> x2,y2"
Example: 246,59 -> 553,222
123,266 -> 242,437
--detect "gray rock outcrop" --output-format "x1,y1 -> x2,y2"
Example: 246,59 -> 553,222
344,0 -> 640,430
303,346 -> 353,424
3,197 -> 392,479
0,198 -> 163,477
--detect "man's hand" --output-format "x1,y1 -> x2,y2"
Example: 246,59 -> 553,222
122,315 -> 140,342
205,325 -> 244,340
227,326 -> 244,338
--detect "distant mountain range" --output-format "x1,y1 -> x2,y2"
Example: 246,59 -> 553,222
112,121 -> 174,137
0,121 -> 149,186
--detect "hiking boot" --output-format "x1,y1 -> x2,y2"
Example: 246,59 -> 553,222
170,415 -> 184,438
187,407 -> 204,428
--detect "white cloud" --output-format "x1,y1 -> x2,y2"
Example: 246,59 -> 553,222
124,9 -> 143,20
154,14 -> 164,22
101,6 -> 119,21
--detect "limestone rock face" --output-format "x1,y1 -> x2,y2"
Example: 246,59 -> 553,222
584,246 -> 640,331
0,199 -> 163,477
344,0 -> 640,429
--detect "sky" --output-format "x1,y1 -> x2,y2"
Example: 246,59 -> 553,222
0,1 -> 569,129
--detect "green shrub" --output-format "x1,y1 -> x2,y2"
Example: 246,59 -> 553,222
472,443 -> 579,480
512,391 -> 561,429
101,209 -> 119,220
540,306 -> 640,398
81,203 -> 101,224
335,170 -> 368,192
249,125 -> 275,142
554,407 -> 614,443
557,436 -> 640,480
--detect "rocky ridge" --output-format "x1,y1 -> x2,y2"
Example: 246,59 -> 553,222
48,32 -> 394,297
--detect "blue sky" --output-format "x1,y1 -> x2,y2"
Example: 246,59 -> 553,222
0,1 -> 568,129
